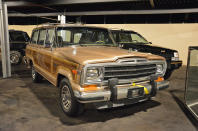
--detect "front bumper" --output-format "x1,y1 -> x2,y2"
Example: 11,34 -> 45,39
74,80 -> 169,105
169,60 -> 182,70
157,80 -> 169,90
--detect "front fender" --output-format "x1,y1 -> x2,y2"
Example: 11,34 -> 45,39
56,66 -> 81,91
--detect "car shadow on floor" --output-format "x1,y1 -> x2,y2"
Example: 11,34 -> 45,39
15,66 -> 161,126
29,82 -> 161,126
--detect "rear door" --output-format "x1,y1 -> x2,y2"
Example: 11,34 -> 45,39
27,29 -> 39,65
38,28 -> 56,82
37,29 -> 47,67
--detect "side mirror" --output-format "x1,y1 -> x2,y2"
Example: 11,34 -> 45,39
44,43 -> 51,48
44,43 -> 54,51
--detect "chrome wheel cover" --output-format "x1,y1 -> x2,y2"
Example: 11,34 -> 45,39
10,54 -> 20,64
61,85 -> 72,112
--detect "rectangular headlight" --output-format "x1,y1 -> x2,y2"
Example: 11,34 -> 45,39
156,64 -> 163,74
174,52 -> 179,57
85,67 -> 104,83
171,52 -> 179,61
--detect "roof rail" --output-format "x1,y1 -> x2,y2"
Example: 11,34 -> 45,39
36,22 -> 84,28
110,28 -> 122,31
36,22 -> 61,27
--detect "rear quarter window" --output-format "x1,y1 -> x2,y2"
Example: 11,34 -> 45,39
38,30 -> 47,45
9,31 -> 28,42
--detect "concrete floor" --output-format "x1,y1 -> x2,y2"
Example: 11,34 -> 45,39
0,65 -> 198,131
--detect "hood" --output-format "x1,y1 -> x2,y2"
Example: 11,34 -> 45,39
122,43 -> 176,53
147,44 -> 177,52
120,43 -> 177,59
54,46 -> 165,65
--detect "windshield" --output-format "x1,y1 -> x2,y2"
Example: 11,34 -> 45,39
57,27 -> 115,47
113,31 -> 149,44
9,31 -> 30,42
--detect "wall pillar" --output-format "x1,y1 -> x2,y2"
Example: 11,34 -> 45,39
0,0 -> 11,78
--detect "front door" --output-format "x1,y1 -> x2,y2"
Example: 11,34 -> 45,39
185,46 -> 198,120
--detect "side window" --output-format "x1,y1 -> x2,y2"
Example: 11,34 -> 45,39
38,29 -> 47,45
111,32 -> 117,41
73,33 -> 82,43
131,34 -> 141,41
131,34 -> 147,43
31,30 -> 39,44
57,30 -> 71,42
45,29 -> 55,47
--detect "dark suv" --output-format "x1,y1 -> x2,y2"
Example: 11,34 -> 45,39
0,30 -> 30,64
111,29 -> 182,79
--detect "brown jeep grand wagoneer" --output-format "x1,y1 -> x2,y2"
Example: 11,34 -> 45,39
25,24 -> 169,116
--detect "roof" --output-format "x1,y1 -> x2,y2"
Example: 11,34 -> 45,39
9,29 -> 27,33
34,23 -> 109,30
110,28 -> 137,33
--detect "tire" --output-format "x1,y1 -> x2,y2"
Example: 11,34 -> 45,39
10,51 -> 22,65
164,70 -> 173,80
32,66 -> 43,83
59,78 -> 82,116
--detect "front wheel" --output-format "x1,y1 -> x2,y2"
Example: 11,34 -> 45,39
164,70 -> 173,80
59,78 -> 82,116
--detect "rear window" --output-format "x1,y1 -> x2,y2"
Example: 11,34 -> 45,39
9,31 -> 30,42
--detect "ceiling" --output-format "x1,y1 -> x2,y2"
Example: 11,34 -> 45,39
4,0 -> 198,24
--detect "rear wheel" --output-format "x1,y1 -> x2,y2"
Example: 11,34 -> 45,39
59,78 -> 83,116
32,66 -> 42,83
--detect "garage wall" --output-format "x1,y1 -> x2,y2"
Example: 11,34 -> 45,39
9,24 -> 198,65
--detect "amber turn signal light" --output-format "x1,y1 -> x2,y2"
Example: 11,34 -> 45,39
155,77 -> 164,82
83,85 -> 98,92
72,70 -> 78,75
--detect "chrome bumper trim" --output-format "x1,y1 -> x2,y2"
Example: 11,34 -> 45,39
74,82 -> 153,103
157,80 -> 169,90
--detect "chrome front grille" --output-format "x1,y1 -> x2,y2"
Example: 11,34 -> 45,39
104,64 -> 156,80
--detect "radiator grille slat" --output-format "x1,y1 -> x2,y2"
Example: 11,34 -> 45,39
104,64 -> 156,80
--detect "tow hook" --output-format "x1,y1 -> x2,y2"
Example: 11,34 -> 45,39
150,75 -> 158,97
108,78 -> 118,102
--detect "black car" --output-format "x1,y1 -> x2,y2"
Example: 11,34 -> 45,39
111,29 -> 182,79
0,30 -> 30,64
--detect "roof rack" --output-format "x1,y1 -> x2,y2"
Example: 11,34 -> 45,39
36,22 -> 84,28
110,28 -> 122,31
36,22 -> 61,27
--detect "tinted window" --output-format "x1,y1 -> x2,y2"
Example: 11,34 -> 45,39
31,30 -> 39,44
38,30 -> 47,45
118,32 -> 148,44
9,31 -> 29,42
131,34 -> 148,43
45,29 -> 55,47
